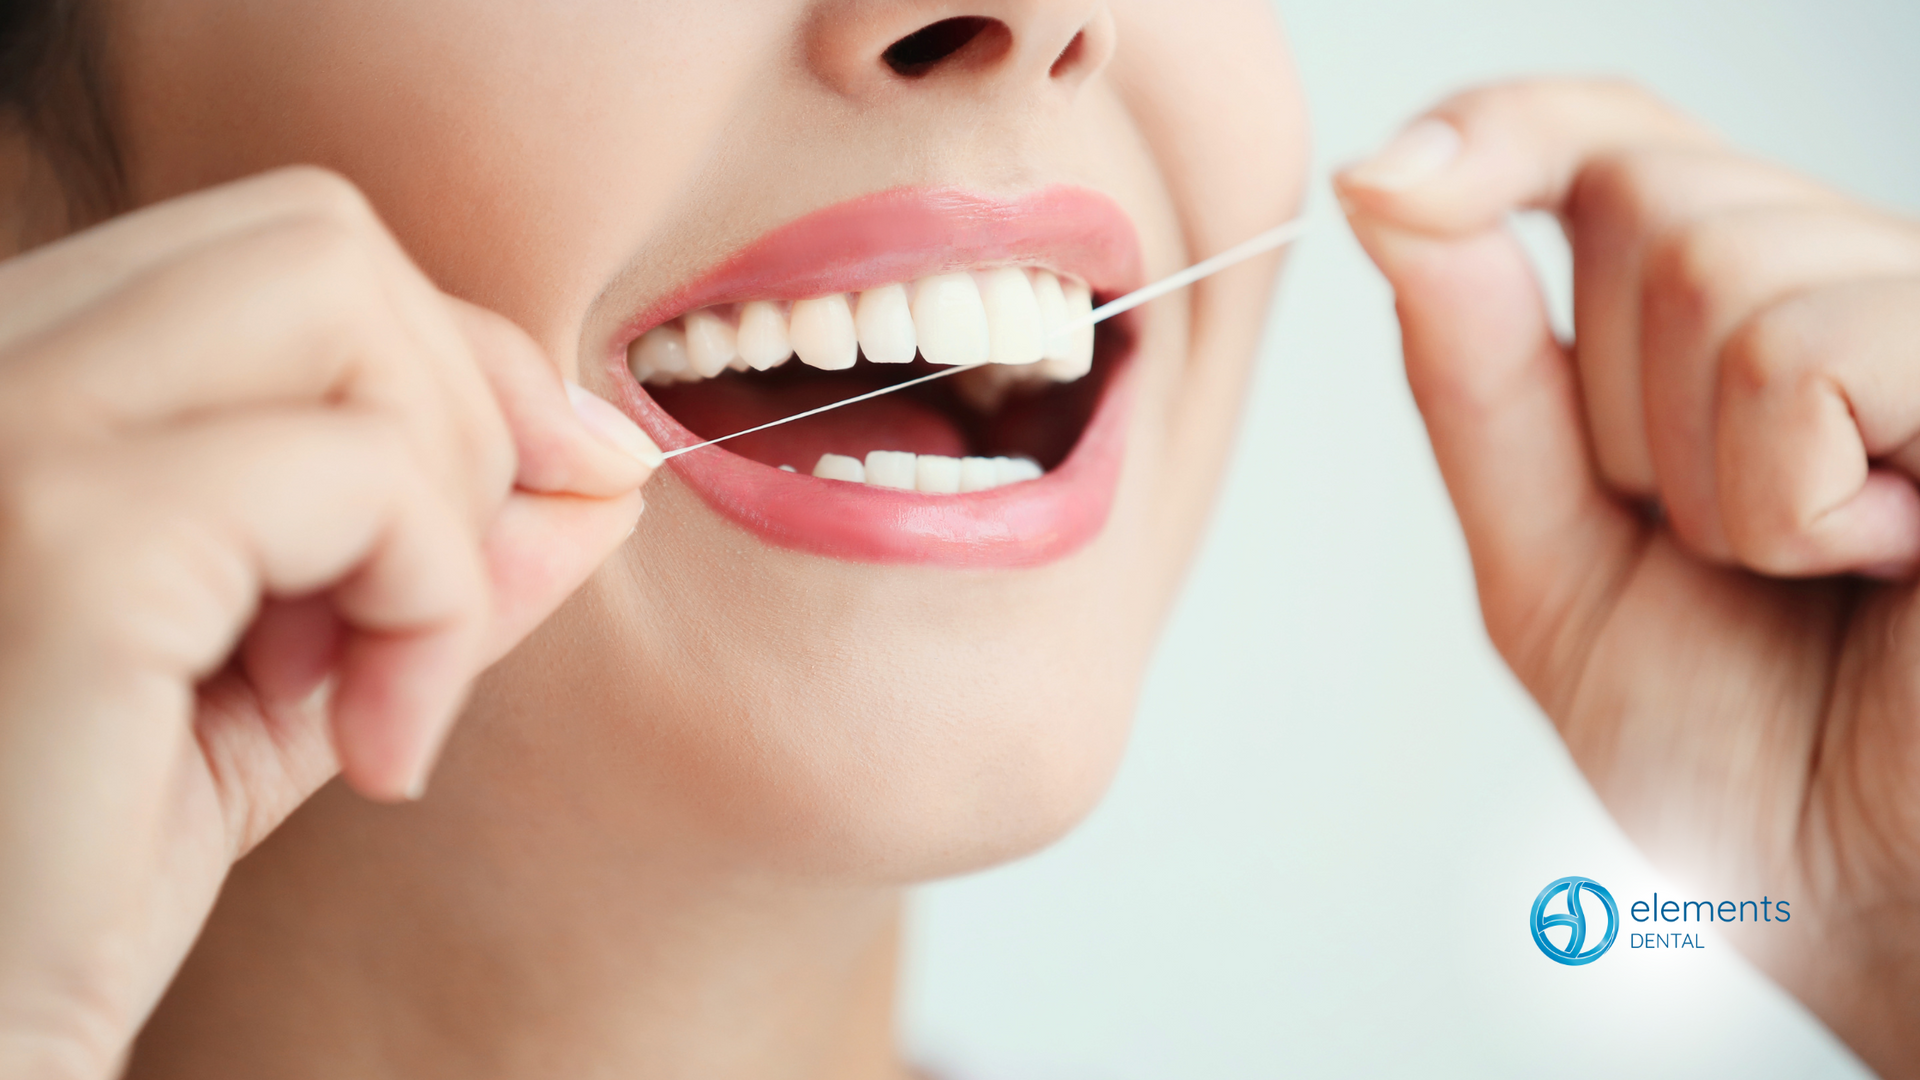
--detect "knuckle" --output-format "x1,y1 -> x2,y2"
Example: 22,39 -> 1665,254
262,165 -> 378,231
1641,218 -> 1751,335
1570,149 -> 1675,235
1716,443 -> 1839,580
0,457 -> 94,565
256,216 -> 394,338
1725,512 -> 1820,577
0,456 -> 125,618
1442,76 -> 1666,129
271,211 -> 372,280
1574,76 -> 1672,115
1719,303 -> 1819,401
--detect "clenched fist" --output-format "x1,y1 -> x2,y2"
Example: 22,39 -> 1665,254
1341,80 -> 1920,1077
0,168 -> 660,1080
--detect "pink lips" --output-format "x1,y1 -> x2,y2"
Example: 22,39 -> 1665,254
605,185 -> 1144,568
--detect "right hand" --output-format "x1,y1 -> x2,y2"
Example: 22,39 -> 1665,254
0,167 -> 659,1080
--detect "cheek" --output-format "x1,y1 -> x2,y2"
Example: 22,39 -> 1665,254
112,0 -> 775,358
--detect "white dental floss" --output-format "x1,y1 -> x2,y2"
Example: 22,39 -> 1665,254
656,215 -> 1313,461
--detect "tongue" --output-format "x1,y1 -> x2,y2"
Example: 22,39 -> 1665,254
650,376 -> 970,472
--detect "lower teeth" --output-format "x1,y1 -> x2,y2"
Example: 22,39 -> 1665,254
811,452 -> 1042,493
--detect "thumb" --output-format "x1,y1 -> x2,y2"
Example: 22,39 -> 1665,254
1338,112 -> 1647,694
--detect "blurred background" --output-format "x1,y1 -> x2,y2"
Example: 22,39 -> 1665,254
902,1 -> 1920,1076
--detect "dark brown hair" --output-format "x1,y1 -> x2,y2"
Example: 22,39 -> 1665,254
0,0 -> 121,228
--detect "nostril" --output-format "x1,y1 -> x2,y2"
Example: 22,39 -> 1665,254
882,16 -> 1002,77
1048,31 -> 1085,79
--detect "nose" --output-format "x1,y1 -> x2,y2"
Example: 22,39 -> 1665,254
806,0 -> 1115,101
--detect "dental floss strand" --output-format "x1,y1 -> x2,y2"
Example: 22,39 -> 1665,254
658,216 -> 1313,460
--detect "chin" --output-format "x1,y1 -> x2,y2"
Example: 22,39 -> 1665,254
676,676 -> 1142,884
484,449 -> 1169,883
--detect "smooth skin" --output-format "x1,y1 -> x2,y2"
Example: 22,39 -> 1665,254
1341,80 -> 1920,1076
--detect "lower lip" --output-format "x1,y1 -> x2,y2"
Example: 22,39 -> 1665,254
617,350 -> 1135,568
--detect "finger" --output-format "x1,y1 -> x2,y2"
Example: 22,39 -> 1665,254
1343,211 -> 1644,696
1335,81 -> 1845,500
193,480 -> 637,847
1640,206 -> 1920,558
0,167 -> 381,352
1336,82 -> 1713,689
62,412 -> 490,800
1716,277 -> 1920,577
446,301 -> 663,496
1336,79 -> 1716,234
329,621 -> 480,801
0,213 -> 518,534
1568,149 -> 1844,494
477,489 -> 647,665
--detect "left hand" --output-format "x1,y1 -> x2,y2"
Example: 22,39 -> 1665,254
1338,79 -> 1920,1077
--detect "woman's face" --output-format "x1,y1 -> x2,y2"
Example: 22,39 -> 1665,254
108,0 -> 1307,880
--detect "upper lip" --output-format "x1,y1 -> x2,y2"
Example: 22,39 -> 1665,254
607,184 -> 1144,351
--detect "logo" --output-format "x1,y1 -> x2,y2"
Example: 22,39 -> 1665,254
1530,876 -> 1618,966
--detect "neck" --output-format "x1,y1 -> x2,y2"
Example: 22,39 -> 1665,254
126,778 -> 909,1080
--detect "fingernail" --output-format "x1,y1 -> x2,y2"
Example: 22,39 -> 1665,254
1342,118 -> 1463,192
404,773 -> 430,802
566,382 -> 665,469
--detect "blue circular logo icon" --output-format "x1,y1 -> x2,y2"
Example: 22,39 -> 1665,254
1530,876 -> 1618,966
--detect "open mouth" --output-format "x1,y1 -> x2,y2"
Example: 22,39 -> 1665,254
635,263 -> 1108,488
607,186 -> 1143,567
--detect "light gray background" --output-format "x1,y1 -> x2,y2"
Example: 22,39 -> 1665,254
903,1 -> 1920,1076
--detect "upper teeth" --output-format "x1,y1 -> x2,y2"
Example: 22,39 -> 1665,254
628,267 -> 1095,386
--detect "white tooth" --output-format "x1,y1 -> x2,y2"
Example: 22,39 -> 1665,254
914,455 -> 961,494
728,355 -> 750,372
854,283 -> 917,364
910,273 -> 990,367
631,326 -> 690,382
992,456 -> 1042,486
683,309 -> 738,378
738,301 -> 793,371
790,294 -> 858,371
1032,270 -> 1072,363
813,453 -> 865,483
975,267 -> 1043,366
779,464 -> 796,472
864,450 -> 917,490
1042,277 -> 1095,381
959,457 -> 999,493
